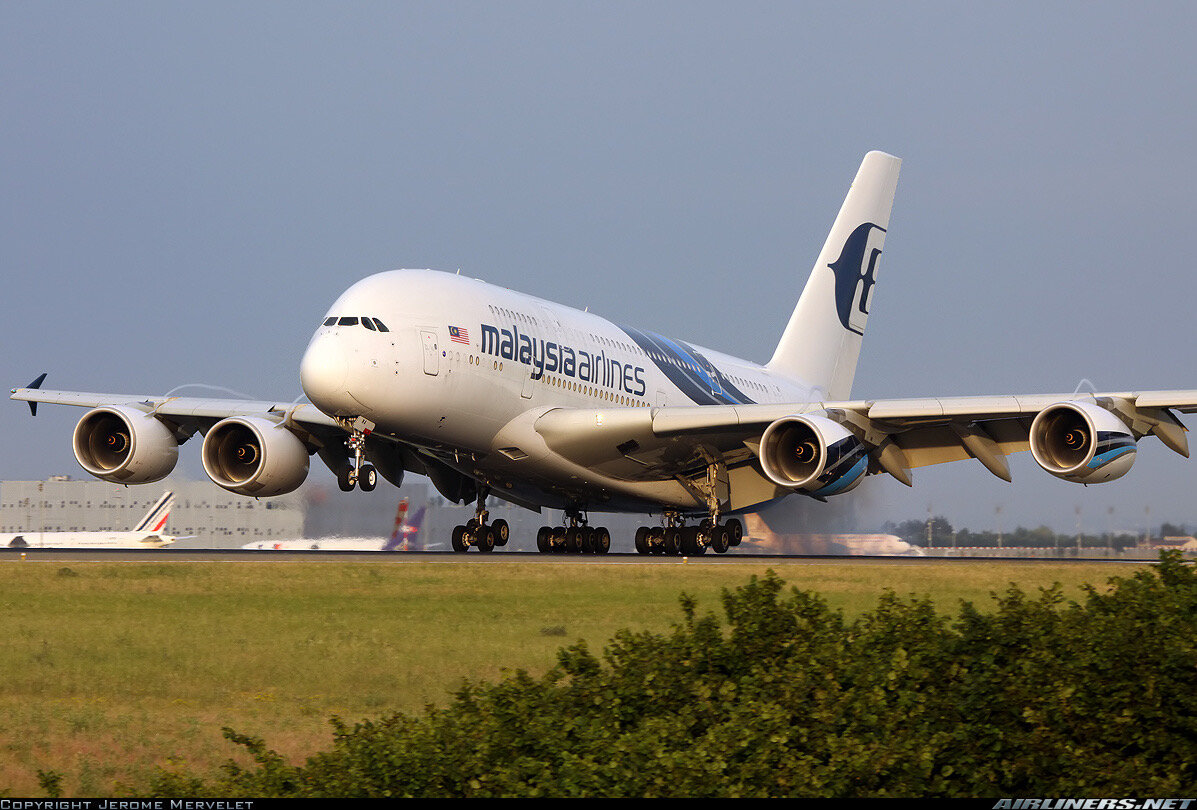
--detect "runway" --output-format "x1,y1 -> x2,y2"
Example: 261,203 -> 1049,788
0,548 -> 1152,565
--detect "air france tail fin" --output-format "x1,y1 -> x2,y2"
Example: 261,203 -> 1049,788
766,151 -> 901,401
133,491 -> 175,534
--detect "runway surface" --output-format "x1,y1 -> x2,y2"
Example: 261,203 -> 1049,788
0,548 -> 1153,565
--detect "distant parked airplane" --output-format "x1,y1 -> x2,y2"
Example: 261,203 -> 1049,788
1,491 -> 176,549
241,497 -> 428,551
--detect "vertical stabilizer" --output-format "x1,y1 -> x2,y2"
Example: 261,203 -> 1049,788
134,491 -> 175,534
766,151 -> 901,400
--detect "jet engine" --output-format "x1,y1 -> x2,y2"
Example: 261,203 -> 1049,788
72,406 -> 178,484
1029,401 -> 1137,484
759,413 -> 869,496
201,417 -> 310,497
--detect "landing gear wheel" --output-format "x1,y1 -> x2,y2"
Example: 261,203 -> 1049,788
358,464 -> 377,492
337,467 -> 356,492
663,527 -> 682,556
492,518 -> 510,547
593,526 -> 611,554
451,525 -> 468,553
475,525 -> 495,553
710,525 -> 730,554
565,527 -> 582,553
634,526 -> 650,555
726,518 -> 743,547
536,526 -> 552,553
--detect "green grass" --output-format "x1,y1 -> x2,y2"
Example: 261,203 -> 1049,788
0,558 -> 1146,796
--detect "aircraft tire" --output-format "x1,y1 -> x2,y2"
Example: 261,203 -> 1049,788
593,526 -> 611,554
565,527 -> 581,553
451,525 -> 468,553
492,519 -> 510,546
337,468 -> 356,492
727,518 -> 743,546
663,528 -> 682,556
476,525 -> 495,553
634,526 -> 650,554
710,525 -> 730,554
536,526 -> 551,553
359,465 -> 377,492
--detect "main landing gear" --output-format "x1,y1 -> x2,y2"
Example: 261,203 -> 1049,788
633,512 -> 743,556
337,418 -> 378,492
535,509 -> 611,554
451,488 -> 510,553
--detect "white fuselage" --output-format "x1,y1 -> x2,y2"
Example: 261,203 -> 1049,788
1,531 -> 174,549
299,269 -> 813,515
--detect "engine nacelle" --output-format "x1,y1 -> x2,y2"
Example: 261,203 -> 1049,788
73,406 -> 178,484
759,413 -> 869,497
1029,401 -> 1137,484
201,417 -> 309,497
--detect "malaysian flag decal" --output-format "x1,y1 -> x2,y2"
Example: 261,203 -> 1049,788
449,325 -> 470,345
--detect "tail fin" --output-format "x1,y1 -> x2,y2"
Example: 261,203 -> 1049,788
766,151 -> 901,400
134,491 -> 175,534
384,499 -> 426,551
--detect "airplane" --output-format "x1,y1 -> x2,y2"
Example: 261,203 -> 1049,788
11,151 -> 1197,556
240,497 -> 428,551
1,491 -> 177,549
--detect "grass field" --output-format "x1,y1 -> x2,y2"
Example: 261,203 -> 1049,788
0,557 -> 1150,797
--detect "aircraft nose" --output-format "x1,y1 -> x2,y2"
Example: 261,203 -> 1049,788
300,334 -> 350,413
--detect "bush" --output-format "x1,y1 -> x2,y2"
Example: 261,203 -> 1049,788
149,552 -> 1197,797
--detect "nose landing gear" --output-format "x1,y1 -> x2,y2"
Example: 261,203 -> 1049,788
337,417 -> 378,492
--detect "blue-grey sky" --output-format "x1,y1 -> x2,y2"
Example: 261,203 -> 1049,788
3,2 -> 1195,534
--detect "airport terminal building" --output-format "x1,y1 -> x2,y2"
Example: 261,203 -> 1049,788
0,476 -> 304,545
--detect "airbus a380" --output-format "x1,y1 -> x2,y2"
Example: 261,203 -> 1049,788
12,152 -> 1197,555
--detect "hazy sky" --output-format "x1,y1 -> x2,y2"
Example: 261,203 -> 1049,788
3,2 -> 1196,534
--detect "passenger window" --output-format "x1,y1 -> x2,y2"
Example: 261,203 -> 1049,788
362,317 -> 376,331
337,317 -> 359,326
323,317 -> 337,326
372,318 -> 389,332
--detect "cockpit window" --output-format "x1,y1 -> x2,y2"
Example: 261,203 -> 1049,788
325,316 -> 389,331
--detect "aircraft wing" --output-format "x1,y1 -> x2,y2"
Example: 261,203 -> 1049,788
9,387 -> 345,443
530,390 -> 1196,493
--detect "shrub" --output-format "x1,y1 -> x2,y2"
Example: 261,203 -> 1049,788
148,553 -> 1197,797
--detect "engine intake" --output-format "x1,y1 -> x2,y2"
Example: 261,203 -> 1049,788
73,406 -> 178,484
1029,401 -> 1137,484
202,417 -> 310,497
759,413 -> 869,496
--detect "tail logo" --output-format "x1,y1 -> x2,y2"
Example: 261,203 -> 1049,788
829,222 -> 886,335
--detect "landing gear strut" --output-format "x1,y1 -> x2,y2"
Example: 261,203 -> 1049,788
451,487 -> 509,553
